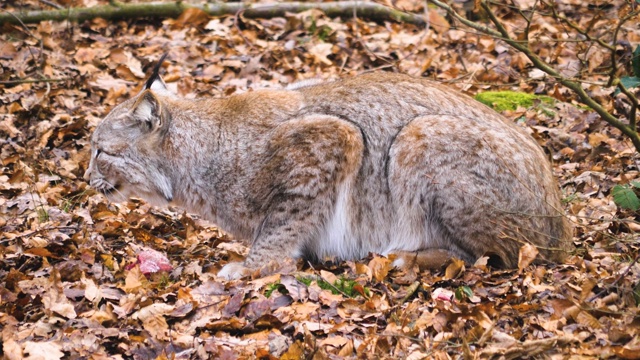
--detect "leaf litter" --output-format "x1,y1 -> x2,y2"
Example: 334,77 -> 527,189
1,0 -> 640,358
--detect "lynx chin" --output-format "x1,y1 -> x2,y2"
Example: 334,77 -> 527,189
85,59 -> 572,279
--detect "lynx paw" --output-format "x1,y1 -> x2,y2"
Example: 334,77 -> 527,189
217,262 -> 251,280
391,256 -> 406,269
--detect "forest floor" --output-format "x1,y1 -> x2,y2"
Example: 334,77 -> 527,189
1,0 -> 640,358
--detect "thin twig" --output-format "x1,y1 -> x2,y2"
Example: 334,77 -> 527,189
39,0 -> 63,9
1,9 -> 44,68
0,78 -> 69,85
480,1 -> 511,39
1,226 -> 80,244
352,0 -> 392,66
616,80 -> 639,131
512,0 -> 536,45
233,9 -> 254,50
543,0 -> 615,52
587,252 -> 640,302
399,281 -> 421,303
608,8 -> 640,86
359,0 -> 430,74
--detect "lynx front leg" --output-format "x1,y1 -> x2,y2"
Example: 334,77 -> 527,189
218,195 -> 333,279
218,196 -> 332,280
218,115 -> 364,280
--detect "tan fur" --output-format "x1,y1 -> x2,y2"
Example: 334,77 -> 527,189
85,72 -> 572,279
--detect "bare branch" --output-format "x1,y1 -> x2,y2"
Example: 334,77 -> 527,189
543,0 -> 615,51
616,80 -> 639,131
480,1 -> 511,40
608,8 -> 640,85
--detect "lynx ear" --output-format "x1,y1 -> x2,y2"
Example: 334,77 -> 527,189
130,90 -> 165,132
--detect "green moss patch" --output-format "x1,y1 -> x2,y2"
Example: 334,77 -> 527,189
475,91 -> 556,112
297,275 -> 370,298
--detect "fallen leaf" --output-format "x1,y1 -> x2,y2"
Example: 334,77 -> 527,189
23,341 -> 65,360
518,243 -> 539,271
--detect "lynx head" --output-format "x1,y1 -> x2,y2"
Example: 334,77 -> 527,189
84,54 -> 176,206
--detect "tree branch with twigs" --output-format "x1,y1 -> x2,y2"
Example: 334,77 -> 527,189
431,0 -> 640,152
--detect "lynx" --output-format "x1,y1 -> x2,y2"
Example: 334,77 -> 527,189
85,60 -> 571,279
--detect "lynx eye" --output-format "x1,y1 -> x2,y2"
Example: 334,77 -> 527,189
96,148 -> 116,158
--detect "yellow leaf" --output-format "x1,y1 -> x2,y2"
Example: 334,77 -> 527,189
280,341 -> 305,360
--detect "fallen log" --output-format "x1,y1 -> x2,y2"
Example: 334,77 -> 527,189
0,1 -> 426,26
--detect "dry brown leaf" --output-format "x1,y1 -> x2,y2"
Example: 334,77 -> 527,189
2,338 -> 22,360
575,310 -> 602,329
24,247 -> 54,257
308,43 -> 334,65
320,270 -> 338,285
428,9 -> 450,33
23,341 -> 65,360
368,255 -> 391,282
444,258 -> 465,279
121,266 -> 146,293
132,303 -> 174,339
517,243 -> 539,271
615,336 -> 640,359
355,262 -> 373,281
281,341 -> 305,360
172,8 -> 211,29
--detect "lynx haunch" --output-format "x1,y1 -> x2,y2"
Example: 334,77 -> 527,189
86,63 -> 571,279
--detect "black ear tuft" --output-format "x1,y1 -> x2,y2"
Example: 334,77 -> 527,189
144,53 -> 169,90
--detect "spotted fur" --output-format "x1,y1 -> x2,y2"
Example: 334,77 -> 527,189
86,72 -> 572,279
